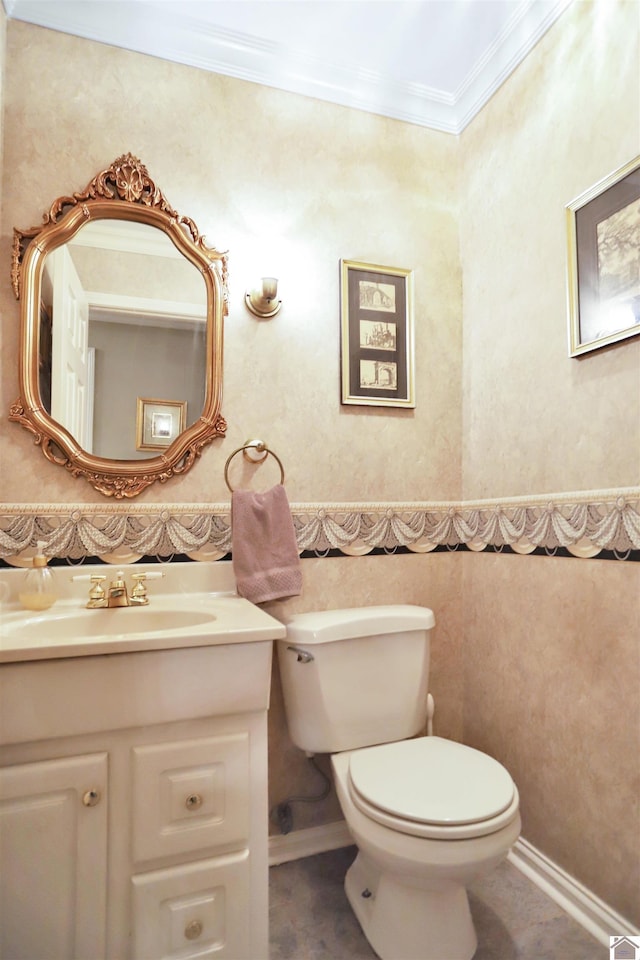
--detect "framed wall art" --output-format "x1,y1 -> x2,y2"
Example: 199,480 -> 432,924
136,397 -> 186,451
340,260 -> 415,407
566,155 -> 640,357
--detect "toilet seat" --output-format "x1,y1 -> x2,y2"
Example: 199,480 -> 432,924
347,737 -> 519,840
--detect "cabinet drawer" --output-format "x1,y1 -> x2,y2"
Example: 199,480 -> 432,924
131,733 -> 249,863
131,850 -> 251,960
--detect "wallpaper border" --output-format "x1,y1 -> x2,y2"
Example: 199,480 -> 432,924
0,488 -> 638,564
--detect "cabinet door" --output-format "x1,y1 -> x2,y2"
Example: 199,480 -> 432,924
131,851 -> 251,960
0,753 -> 107,960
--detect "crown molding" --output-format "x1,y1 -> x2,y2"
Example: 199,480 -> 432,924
4,0 -> 573,134
454,0 -> 573,129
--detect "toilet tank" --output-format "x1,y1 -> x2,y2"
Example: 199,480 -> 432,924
277,605 -> 435,754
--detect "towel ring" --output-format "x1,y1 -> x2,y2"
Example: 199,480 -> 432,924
224,439 -> 285,492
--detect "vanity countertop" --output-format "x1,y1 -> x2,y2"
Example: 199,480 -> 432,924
0,592 -> 286,664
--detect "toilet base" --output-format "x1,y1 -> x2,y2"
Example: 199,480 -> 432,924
345,851 -> 477,960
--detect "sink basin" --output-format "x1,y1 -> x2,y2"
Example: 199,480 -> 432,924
3,606 -> 217,642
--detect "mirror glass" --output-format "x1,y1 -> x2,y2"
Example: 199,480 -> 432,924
40,220 -> 207,460
11,154 -> 227,498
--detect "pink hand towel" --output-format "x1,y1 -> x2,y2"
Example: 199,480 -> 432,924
231,484 -> 302,604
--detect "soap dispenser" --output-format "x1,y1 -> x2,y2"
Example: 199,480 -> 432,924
19,542 -> 58,611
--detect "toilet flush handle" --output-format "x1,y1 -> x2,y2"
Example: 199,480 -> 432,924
287,645 -> 314,663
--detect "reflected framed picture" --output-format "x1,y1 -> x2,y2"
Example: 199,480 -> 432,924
136,397 -> 186,451
340,260 -> 415,407
566,155 -> 640,357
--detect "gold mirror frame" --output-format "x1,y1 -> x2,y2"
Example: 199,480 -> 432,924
10,154 -> 228,498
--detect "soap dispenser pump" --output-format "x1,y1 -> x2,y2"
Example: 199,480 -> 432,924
19,542 -> 58,611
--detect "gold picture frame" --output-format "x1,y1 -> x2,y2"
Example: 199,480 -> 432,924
136,398 -> 186,451
340,260 -> 415,407
566,155 -> 640,357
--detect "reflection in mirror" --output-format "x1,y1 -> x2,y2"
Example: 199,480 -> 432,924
10,154 -> 228,497
40,220 -> 208,460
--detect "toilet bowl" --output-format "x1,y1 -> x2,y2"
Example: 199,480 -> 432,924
277,605 -> 521,960
331,739 -> 521,960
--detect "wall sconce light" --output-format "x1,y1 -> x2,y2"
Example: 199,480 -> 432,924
245,277 -> 282,318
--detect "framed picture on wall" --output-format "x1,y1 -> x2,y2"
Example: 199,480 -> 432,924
136,397 -> 186,451
340,260 -> 415,407
566,155 -> 640,357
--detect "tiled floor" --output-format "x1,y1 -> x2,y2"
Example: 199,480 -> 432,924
269,846 -> 607,960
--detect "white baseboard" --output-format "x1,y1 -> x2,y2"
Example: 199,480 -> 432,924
268,820 -> 639,946
269,819 -> 352,866
508,837 -> 639,947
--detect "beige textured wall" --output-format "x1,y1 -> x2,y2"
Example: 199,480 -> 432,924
459,0 -> 640,924
0,21 -> 462,506
463,553 -> 640,923
460,0 -> 639,499
0,4 -> 5,234
0,4 -> 8,484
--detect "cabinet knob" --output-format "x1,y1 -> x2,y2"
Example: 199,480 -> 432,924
185,793 -> 203,811
82,789 -> 101,807
184,919 -> 203,940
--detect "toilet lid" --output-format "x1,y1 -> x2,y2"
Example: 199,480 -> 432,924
348,737 -> 515,826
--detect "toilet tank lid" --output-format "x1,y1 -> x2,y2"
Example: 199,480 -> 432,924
285,605 -> 435,644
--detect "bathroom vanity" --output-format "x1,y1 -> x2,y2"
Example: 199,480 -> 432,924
0,565 -> 285,960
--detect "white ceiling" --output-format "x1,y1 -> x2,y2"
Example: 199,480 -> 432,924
3,0 -> 573,133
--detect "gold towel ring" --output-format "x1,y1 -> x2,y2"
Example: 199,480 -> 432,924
224,439 -> 285,492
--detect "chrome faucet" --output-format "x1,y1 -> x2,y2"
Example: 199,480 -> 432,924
73,570 -> 164,609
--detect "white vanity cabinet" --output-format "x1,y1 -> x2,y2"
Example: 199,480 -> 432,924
0,629 -> 280,960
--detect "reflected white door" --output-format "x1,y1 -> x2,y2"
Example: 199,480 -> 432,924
49,247 -> 94,452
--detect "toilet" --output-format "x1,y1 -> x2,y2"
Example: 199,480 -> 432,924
277,605 -> 521,960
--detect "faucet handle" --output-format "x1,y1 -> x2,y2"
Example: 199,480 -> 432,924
71,573 -> 107,608
130,571 -> 164,606
89,575 -> 107,602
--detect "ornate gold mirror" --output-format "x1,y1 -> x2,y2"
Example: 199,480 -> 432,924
10,154 -> 228,497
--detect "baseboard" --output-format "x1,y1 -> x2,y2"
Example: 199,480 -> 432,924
268,820 -> 352,866
268,820 -> 639,946
508,837 -> 639,946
